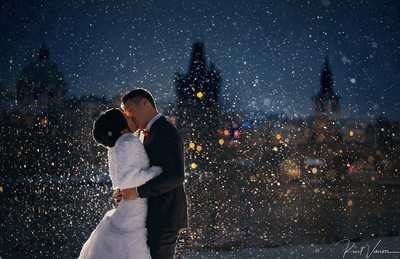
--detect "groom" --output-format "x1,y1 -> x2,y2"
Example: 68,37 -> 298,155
115,88 -> 188,259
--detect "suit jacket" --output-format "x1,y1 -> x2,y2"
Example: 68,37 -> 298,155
137,116 -> 188,231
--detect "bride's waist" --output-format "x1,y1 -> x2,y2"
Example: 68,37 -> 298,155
118,198 -> 147,207
112,198 -> 148,221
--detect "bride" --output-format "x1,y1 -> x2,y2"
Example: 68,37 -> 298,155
79,108 -> 162,259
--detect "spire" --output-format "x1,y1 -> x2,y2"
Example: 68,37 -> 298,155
189,42 -> 206,74
37,43 -> 49,60
320,56 -> 333,95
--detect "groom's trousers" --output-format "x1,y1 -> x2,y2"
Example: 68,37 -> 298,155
148,227 -> 179,259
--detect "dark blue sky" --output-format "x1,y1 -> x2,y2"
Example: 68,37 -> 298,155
1,0 -> 399,120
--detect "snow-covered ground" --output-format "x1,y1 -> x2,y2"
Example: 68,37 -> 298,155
179,236 -> 400,258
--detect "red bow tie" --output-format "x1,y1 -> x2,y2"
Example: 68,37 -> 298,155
142,130 -> 149,136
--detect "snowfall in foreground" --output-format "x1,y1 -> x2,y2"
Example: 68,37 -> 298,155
180,236 -> 400,259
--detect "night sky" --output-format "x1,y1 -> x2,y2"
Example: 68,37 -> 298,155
1,0 -> 400,120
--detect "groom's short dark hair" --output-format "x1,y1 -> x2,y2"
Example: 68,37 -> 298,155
122,88 -> 157,110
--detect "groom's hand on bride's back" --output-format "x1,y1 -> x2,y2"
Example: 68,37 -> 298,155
114,188 -> 123,207
113,187 -> 138,207
121,187 -> 139,201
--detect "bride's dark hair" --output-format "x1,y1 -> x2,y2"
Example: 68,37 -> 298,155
92,108 -> 129,147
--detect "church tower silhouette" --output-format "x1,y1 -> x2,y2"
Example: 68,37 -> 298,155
175,42 -> 221,147
312,57 -> 341,120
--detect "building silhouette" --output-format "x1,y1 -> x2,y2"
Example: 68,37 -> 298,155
175,42 -> 221,147
312,57 -> 341,120
16,44 -> 67,109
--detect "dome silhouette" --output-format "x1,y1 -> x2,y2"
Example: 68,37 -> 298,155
16,44 -> 67,108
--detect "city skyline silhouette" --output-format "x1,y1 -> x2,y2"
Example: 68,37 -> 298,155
1,0 -> 399,120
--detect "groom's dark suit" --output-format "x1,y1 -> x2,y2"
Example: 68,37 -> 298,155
138,116 -> 188,259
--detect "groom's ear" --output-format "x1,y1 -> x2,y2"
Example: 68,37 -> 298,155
142,98 -> 150,109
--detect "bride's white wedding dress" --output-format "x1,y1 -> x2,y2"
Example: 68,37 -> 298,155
79,133 -> 162,259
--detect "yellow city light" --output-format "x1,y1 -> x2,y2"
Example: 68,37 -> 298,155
349,130 -> 354,137
197,92 -> 203,98
189,142 -> 195,149
219,139 -> 224,145
41,118 -> 48,125
190,163 -> 197,169
276,134 -> 281,140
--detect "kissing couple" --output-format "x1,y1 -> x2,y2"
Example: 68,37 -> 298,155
79,88 -> 188,259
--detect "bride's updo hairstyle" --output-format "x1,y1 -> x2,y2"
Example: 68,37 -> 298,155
92,108 -> 129,147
